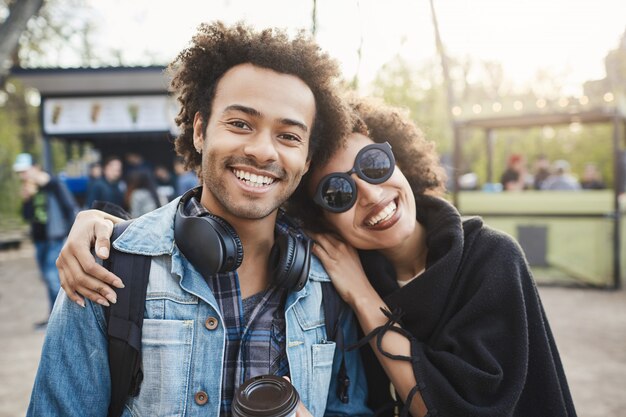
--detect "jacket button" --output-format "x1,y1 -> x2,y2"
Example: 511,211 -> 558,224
195,391 -> 208,405
205,316 -> 218,330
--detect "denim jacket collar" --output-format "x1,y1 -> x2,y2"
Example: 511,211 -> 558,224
113,197 -> 179,256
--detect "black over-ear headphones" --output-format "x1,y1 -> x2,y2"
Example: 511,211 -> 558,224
174,187 -> 312,292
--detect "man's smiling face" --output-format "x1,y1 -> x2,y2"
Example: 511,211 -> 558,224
194,63 -> 315,224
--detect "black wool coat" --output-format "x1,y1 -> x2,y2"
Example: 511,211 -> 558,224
358,195 -> 577,417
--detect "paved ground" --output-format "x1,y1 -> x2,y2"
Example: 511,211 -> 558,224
1,244 -> 625,417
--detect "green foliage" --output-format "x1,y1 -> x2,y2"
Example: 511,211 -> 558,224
0,106 -> 23,221
371,55 -> 453,156
369,48 -> 624,189
0,80 -> 41,221
16,0 -> 101,68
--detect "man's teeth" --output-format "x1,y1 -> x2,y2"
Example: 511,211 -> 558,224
366,201 -> 397,226
233,169 -> 275,187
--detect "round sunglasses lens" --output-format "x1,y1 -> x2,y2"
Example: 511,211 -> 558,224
322,176 -> 354,209
359,148 -> 392,179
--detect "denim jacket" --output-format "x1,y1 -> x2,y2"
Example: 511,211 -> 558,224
27,199 -> 372,417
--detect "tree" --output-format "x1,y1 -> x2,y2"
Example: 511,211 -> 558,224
14,0 -> 101,68
428,0 -> 456,144
0,99 -> 22,221
604,28 -> 626,100
1,0 -> 99,221
369,46 -> 621,188
371,55 -> 452,155
0,0 -> 45,84
311,0 -> 317,36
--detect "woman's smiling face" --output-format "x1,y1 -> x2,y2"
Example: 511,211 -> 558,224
309,132 -> 417,250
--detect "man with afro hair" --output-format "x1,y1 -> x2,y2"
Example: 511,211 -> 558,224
29,22 -> 372,417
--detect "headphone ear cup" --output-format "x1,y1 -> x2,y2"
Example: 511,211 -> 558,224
268,233 -> 294,288
174,189 -> 244,276
204,213 -> 244,273
268,232 -> 311,291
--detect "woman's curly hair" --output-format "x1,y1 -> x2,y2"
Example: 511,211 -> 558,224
167,21 -> 352,174
287,95 -> 447,232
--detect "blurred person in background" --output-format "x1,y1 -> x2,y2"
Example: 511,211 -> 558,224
153,164 -> 176,203
85,155 -> 124,208
87,161 -> 102,180
84,162 -> 102,208
123,152 -> 152,177
13,153 -> 79,328
173,155 -> 199,196
580,163 -> 606,190
542,160 -> 581,191
500,153 -> 528,191
124,170 -> 162,218
532,154 -> 551,190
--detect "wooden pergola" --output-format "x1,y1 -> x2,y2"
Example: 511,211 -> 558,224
453,107 -> 626,288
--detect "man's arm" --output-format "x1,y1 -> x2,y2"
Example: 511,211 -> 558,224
46,177 -> 79,222
56,210 -> 125,307
19,175 -> 38,220
26,291 -> 111,416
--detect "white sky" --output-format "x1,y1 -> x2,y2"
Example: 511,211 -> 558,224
89,0 -> 625,92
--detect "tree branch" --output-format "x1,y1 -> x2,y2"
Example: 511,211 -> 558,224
0,0 -> 46,82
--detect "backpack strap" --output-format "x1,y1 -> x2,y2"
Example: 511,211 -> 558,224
321,281 -> 350,403
91,200 -> 132,220
103,220 -> 152,417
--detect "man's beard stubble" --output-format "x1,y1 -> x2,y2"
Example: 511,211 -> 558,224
201,153 -> 302,220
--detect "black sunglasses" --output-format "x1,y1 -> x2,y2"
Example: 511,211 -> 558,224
314,142 -> 395,213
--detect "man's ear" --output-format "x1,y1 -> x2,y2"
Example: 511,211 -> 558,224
193,112 -> 205,152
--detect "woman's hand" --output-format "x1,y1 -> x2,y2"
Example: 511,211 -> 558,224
308,232 -> 377,307
56,210 -> 125,307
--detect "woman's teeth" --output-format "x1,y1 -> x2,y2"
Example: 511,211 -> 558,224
366,201 -> 397,226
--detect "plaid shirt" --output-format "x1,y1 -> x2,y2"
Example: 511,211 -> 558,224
186,197 -> 289,416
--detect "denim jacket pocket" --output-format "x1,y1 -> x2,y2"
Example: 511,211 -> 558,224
312,341 -> 336,368
126,319 -> 194,417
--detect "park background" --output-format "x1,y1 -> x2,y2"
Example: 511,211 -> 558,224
3,0 -> 626,286
2,0 -> 626,207
1,0 -> 626,416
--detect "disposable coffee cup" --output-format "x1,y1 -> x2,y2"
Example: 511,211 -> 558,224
232,374 -> 300,417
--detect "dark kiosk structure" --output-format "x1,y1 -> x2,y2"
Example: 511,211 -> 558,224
11,65 -> 176,176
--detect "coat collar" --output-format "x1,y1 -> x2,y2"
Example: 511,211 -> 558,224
360,195 -> 479,340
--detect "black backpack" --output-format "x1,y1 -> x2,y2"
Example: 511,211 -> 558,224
103,220 -> 350,417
